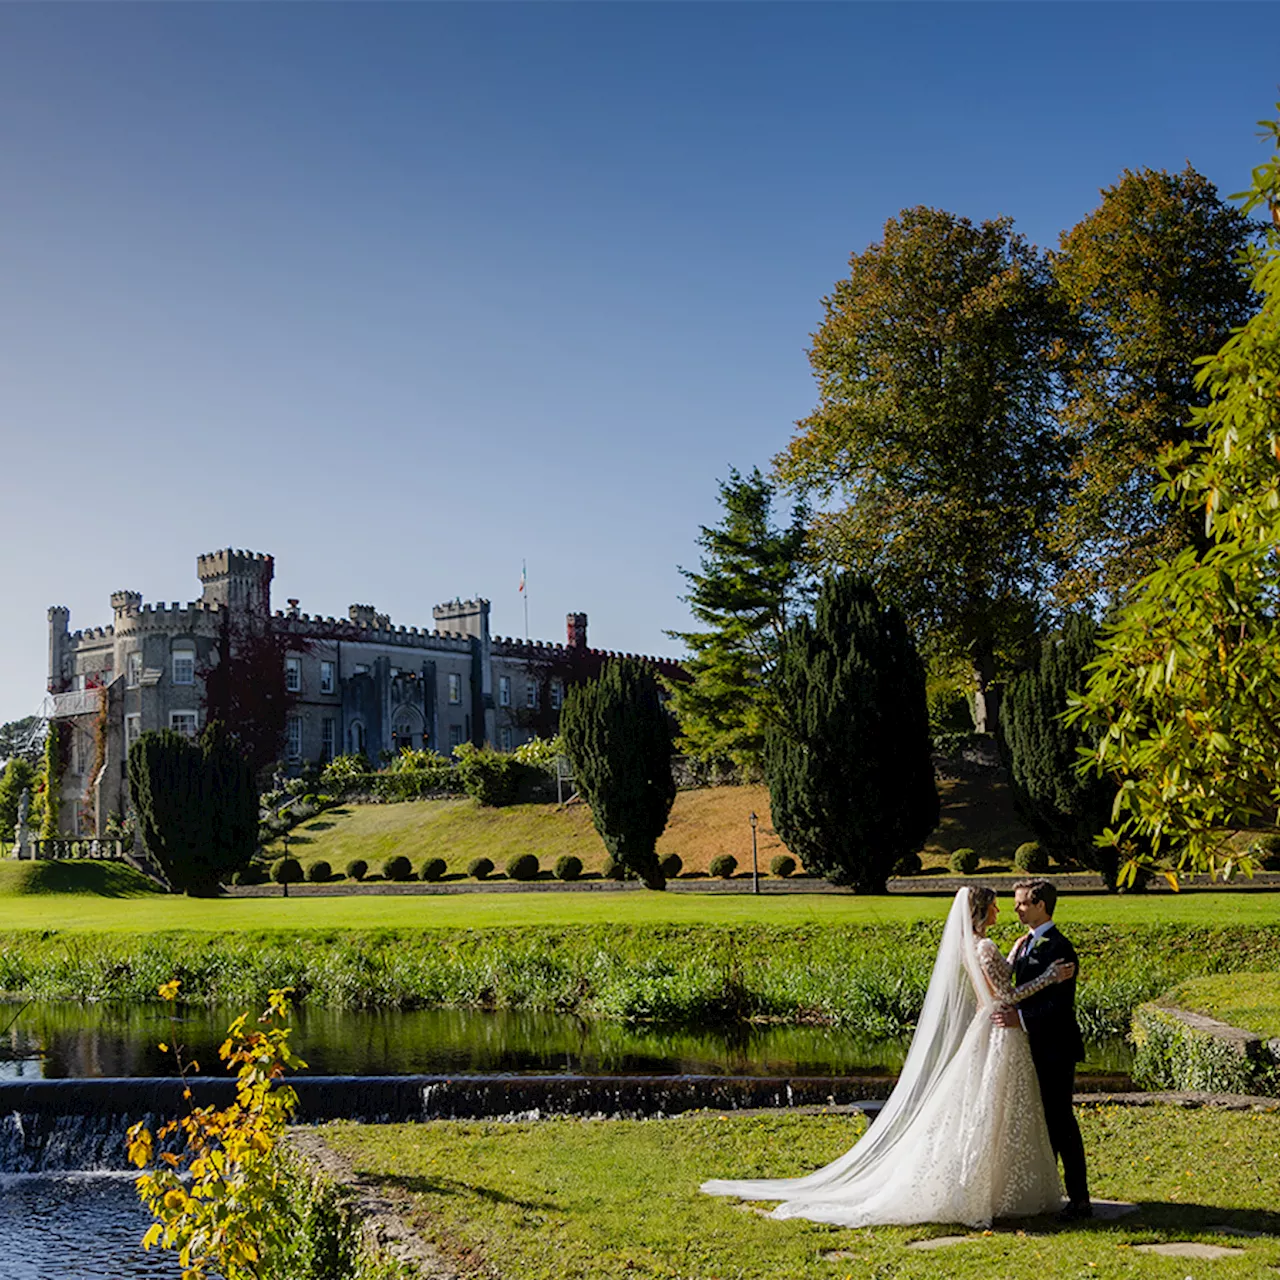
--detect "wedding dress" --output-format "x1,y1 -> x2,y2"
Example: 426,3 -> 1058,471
701,889 -> 1063,1228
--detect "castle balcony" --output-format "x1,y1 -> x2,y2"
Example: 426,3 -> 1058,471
50,687 -> 103,718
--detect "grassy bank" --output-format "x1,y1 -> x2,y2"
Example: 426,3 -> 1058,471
319,1105 -> 1280,1280
263,780 -> 1035,879
1162,972 -> 1280,1040
0,860 -> 158,897
4,922 -> 1280,1037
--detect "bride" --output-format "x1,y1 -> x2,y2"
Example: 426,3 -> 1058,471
701,886 -> 1071,1228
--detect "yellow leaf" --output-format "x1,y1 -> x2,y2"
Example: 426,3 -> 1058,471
1163,870 -> 1181,892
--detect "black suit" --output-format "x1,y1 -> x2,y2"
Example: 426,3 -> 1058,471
1012,924 -> 1089,1205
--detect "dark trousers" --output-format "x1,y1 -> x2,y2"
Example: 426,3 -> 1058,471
1029,1042 -> 1089,1204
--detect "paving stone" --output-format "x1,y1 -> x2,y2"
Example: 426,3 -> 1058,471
1091,1199 -> 1139,1221
905,1234 -> 977,1250
1134,1242 -> 1248,1259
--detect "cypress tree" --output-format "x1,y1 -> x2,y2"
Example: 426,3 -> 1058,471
201,721 -> 259,880
561,658 -> 676,890
40,722 -> 64,838
128,730 -> 216,895
764,574 -> 938,893
1002,615 -> 1118,887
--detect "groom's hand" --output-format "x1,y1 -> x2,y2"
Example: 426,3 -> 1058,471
991,1006 -> 1020,1028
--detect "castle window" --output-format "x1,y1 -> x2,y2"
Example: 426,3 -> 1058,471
285,656 -> 301,693
550,678 -> 564,711
170,711 -> 198,739
526,681 -> 539,709
499,726 -> 513,752
320,717 -> 335,762
286,715 -> 303,760
125,715 -> 141,749
320,661 -> 335,694
172,651 -> 195,686
498,676 -> 511,708
448,724 -> 464,749
448,673 -> 462,705
126,653 -> 142,689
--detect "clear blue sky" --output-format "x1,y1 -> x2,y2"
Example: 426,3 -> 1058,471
2,3 -> 1277,725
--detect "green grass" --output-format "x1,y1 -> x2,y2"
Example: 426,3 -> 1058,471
1163,972 -> 1280,1040
0,859 -> 159,897
319,1104 -> 1280,1280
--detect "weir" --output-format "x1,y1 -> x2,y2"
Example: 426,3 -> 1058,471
0,1074 -> 890,1173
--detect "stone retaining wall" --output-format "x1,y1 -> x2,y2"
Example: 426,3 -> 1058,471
1132,1002 -> 1280,1096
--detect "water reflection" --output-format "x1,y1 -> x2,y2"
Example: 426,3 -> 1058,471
0,1002 -> 1132,1081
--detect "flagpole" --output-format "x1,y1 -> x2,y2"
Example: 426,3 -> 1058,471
522,559 -> 529,642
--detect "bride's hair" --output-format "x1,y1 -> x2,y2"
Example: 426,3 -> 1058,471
967,886 -> 996,932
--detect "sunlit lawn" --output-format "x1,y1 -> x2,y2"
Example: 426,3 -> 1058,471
1164,972 -> 1280,1040
320,1104 -> 1280,1280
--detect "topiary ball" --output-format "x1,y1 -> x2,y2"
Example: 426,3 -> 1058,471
506,853 -> 540,882
893,851 -> 923,876
468,856 -> 494,881
601,855 -> 631,881
949,847 -> 979,875
346,858 -> 368,882
383,855 -> 412,882
770,854 -> 796,878
659,852 -> 683,879
709,854 -> 738,880
307,860 -> 331,883
555,854 -> 583,881
271,857 -> 303,885
1014,841 -> 1049,873
420,857 -> 447,882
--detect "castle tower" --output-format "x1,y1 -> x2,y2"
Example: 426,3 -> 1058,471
47,605 -> 70,693
432,598 -> 490,641
567,612 -> 588,649
196,549 -> 274,614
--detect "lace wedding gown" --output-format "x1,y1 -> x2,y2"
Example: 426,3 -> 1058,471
701,890 -> 1063,1228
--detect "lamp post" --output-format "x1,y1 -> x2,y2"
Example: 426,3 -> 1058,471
749,811 -> 759,895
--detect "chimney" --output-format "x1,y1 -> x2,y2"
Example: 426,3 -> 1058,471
567,612 -> 588,649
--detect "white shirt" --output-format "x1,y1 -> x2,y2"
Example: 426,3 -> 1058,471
1009,919 -> 1056,964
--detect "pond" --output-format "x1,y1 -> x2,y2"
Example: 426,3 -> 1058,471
0,1001 -> 1134,1082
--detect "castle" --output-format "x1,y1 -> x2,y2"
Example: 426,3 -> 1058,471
46,549 -> 683,836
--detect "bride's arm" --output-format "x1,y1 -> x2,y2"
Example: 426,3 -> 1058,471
977,940 -> 1071,1004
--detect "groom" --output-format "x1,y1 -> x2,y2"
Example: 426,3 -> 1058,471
992,878 -> 1091,1220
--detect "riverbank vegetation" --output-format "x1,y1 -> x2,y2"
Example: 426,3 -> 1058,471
319,1104 -> 1280,1280
4,922 -> 1280,1040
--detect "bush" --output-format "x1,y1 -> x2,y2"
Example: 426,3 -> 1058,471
709,854 -> 738,879
271,857 -> 303,885
659,853 -> 683,879
420,857 -> 447,882
555,855 -> 583,881
506,853 -> 540,882
601,854 -> 632,881
1250,834 -> 1280,871
893,851 -> 923,876
770,854 -> 797,878
1014,841 -> 1049,873
307,860 -> 331,883
949,847 -> 980,875
345,858 -> 368,882
468,856 -> 494,881
453,743 -> 526,808
382,855 -> 412,882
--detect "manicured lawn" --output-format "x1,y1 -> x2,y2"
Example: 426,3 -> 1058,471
1164,972 -> 1280,1040
4,883 -> 1280,933
0,859 -> 158,897
320,1104 -> 1280,1279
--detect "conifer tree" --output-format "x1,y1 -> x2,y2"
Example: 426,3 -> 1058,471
665,467 -> 809,775
561,658 -> 675,889
765,574 -> 938,892
128,730 -> 211,894
201,721 -> 259,876
1002,615 -> 1118,886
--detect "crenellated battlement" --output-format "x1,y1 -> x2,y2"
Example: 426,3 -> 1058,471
66,625 -> 116,648
196,548 -> 274,581
271,612 -> 474,651
111,600 -> 224,637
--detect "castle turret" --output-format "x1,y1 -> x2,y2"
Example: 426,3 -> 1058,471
47,605 -> 70,693
567,612 -> 588,649
110,590 -> 142,618
197,549 -> 273,614
433,598 -> 490,641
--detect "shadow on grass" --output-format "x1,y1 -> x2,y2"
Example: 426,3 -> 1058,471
997,1203 -> 1280,1238
304,821 -> 337,832
362,1172 -> 559,1212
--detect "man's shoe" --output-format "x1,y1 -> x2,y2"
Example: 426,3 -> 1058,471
1056,1200 -> 1094,1223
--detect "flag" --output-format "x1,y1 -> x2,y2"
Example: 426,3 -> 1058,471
518,563 -> 526,594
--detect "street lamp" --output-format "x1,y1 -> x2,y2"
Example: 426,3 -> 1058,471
749,811 -> 759,895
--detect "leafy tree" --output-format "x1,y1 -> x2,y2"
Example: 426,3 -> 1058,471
1002,615 -> 1118,886
1067,109 -> 1280,882
764,574 -> 938,892
40,721 -> 64,838
665,467 -> 810,775
0,757 -> 38,842
777,207 -> 1067,736
0,716 -> 43,766
1051,165 -> 1258,606
561,658 -> 675,889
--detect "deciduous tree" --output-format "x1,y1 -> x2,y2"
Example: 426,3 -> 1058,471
765,574 -> 938,892
778,207 -> 1067,736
